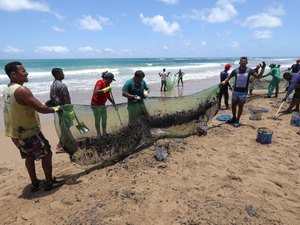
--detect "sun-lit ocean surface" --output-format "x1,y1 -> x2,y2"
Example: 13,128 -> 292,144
0,57 -> 295,97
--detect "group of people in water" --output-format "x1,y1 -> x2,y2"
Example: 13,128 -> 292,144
2,57 -> 300,194
219,57 -> 300,127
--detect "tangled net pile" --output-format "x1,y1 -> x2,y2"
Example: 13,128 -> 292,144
54,78 -> 288,166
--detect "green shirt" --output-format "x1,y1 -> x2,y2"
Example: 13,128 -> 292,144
122,78 -> 149,104
267,68 -> 282,79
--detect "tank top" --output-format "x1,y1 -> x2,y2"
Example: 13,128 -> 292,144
233,67 -> 253,93
3,84 -> 41,138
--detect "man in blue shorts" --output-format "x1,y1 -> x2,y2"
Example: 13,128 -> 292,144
3,61 -> 64,192
222,57 -> 265,127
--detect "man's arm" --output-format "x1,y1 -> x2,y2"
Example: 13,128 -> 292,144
122,82 -> 136,100
108,95 -> 116,106
15,86 -> 55,113
253,62 -> 266,79
222,71 -> 234,85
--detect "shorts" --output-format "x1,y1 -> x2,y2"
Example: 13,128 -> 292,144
232,91 -> 247,105
92,105 -> 107,121
293,88 -> 300,98
12,133 -> 51,160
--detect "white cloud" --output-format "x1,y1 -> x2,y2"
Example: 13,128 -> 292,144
53,12 -> 64,21
228,41 -> 240,49
205,0 -> 238,23
104,48 -> 114,53
216,30 -> 231,37
0,0 -> 50,12
140,13 -> 180,35
201,41 -> 207,46
120,49 -> 131,54
52,26 -> 65,32
157,0 -> 179,5
77,15 -> 112,31
182,9 -> 205,20
2,46 -> 23,53
182,0 -> 238,23
0,0 -> 65,22
242,13 -> 282,28
36,46 -> 69,54
182,40 -> 191,46
163,45 -> 169,50
253,30 -> 273,39
78,46 -> 101,53
266,5 -> 285,16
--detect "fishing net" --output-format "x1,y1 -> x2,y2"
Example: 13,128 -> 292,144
54,85 -> 219,165
53,74 -> 288,166
166,74 -> 178,91
250,76 -> 288,91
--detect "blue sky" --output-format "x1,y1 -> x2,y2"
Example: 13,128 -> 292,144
0,0 -> 298,59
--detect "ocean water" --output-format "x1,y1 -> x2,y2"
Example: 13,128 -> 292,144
0,57 -> 295,97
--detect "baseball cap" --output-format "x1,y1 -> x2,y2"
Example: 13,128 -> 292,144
104,72 -> 116,81
225,64 -> 231,69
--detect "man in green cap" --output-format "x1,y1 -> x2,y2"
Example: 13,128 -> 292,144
265,63 -> 282,98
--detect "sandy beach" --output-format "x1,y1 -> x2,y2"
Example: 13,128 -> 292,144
1,78 -> 300,224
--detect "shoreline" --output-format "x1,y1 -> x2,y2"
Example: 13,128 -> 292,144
0,76 -> 220,131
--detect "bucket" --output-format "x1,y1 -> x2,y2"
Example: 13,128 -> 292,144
249,111 -> 262,120
256,127 -> 273,144
290,111 -> 300,127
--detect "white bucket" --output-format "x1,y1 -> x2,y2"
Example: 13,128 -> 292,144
249,111 -> 262,120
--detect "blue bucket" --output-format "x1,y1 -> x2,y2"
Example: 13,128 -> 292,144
256,127 -> 273,144
290,112 -> 300,127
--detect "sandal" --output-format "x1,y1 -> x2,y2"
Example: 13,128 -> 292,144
44,178 -> 65,191
226,117 -> 236,124
233,122 -> 240,127
31,179 -> 46,192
